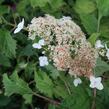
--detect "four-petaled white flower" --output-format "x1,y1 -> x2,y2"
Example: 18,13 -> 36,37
73,78 -> 82,87
95,40 -> 104,49
39,56 -> 49,67
32,43 -> 42,49
32,39 -> 45,49
89,76 -> 103,90
14,18 -> 24,34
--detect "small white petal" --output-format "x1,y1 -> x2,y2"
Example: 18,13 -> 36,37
73,80 -> 78,87
73,78 -> 82,87
62,16 -> 71,20
14,18 -> 24,34
90,76 -> 95,81
95,77 -> 101,83
38,39 -> 45,46
105,44 -> 108,50
90,83 -> 95,88
95,40 -> 104,49
96,83 -> 104,90
14,27 -> 21,34
39,56 -> 48,67
42,51 -> 45,54
32,43 -> 42,49
106,49 -> 109,59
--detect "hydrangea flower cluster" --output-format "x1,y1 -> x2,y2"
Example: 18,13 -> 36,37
27,14 -> 103,90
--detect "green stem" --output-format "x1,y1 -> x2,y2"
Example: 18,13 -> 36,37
32,92 -> 61,105
97,15 -> 102,33
59,75 -> 71,95
91,88 -> 96,109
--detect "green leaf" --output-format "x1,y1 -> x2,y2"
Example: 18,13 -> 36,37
96,85 -> 109,109
48,104 -> 56,109
16,0 -> 29,17
0,6 -> 10,15
0,53 -> 11,67
53,85 -> 69,99
74,0 -> 96,14
49,0 -> 64,11
99,19 -> 109,39
79,14 -> 97,34
0,94 -> 10,106
0,17 -> 2,24
34,70 -> 54,97
96,0 -> 109,17
94,58 -> 109,76
30,0 -> 50,8
23,94 -> 32,104
0,0 -> 3,4
20,44 -> 35,56
3,72 -> 32,101
45,64 -> 60,79
88,33 -> 100,46
0,29 -> 16,58
61,86 -> 90,109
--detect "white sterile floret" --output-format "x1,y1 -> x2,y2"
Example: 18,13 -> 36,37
32,43 -> 42,49
89,76 -> 103,90
32,39 -> 45,49
95,40 -> 104,49
14,18 -> 24,34
39,56 -> 49,67
38,39 -> 45,46
73,78 -> 82,87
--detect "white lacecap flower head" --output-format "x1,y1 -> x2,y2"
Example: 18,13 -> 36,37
14,18 -> 24,34
73,78 -> 82,87
95,40 -> 104,49
39,56 -> 49,67
32,43 -> 42,49
89,76 -> 103,90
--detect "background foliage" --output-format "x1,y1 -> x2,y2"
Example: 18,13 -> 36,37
0,0 -> 109,109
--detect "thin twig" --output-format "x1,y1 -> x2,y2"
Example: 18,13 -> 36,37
29,80 -> 35,85
97,15 -> 101,33
32,92 -> 61,106
91,88 -> 96,109
64,80 -> 71,95
59,76 -> 72,95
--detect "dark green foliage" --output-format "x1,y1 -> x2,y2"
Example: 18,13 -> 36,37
94,58 -> 109,76
34,70 -> 54,97
0,0 -> 109,109
0,29 -> 16,58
